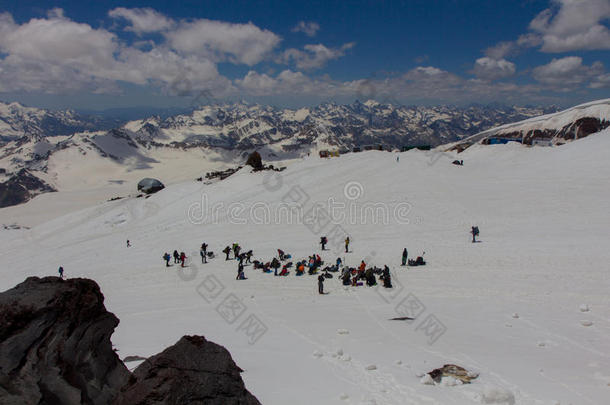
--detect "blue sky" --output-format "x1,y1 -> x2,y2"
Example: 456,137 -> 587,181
0,0 -> 609,110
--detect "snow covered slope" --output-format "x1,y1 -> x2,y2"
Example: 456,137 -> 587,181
454,98 -> 610,149
1,128 -> 609,404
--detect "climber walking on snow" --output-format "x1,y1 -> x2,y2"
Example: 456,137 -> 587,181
200,243 -> 208,263
471,226 -> 480,243
401,248 -> 408,266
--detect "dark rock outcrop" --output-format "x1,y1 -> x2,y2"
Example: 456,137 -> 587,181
114,335 -> 261,405
137,178 -> 165,194
0,276 -> 129,405
245,151 -> 263,171
0,277 -> 261,405
0,169 -> 55,208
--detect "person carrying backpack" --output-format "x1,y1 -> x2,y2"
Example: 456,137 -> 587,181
173,250 -> 180,264
236,262 -> 246,280
381,265 -> 392,288
320,236 -> 327,250
401,248 -> 408,266
345,237 -> 350,253
365,268 -> 376,286
271,258 -> 281,275
163,253 -> 171,267
58,266 -> 64,279
318,274 -> 325,294
180,252 -> 186,267
471,226 -> 479,243
200,244 -> 208,264
358,260 -> 366,273
223,246 -> 231,260
341,268 -> 351,285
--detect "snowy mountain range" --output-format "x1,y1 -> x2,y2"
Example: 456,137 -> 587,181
0,101 -> 119,143
122,101 -> 557,151
1,99 -> 608,208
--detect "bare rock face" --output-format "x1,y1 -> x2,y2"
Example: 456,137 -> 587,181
114,335 -> 261,405
0,169 -> 55,208
0,277 -> 261,405
0,276 -> 130,405
245,151 -> 263,171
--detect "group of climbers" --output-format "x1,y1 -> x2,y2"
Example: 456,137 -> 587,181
151,232 -> 444,296
163,250 -> 187,267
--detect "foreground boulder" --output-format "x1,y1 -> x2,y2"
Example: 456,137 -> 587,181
0,276 -> 129,405
0,277 -> 260,405
115,335 -> 261,405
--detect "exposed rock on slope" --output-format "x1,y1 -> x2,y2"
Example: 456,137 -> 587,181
0,277 -> 129,405
451,98 -> 610,150
114,335 -> 261,405
0,277 -> 260,405
0,169 -> 55,208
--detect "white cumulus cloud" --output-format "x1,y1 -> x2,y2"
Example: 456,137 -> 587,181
165,19 -> 281,66
532,56 -> 605,88
108,7 -> 175,34
473,57 -> 516,81
531,0 -> 610,52
281,42 -> 355,70
291,21 -> 320,37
